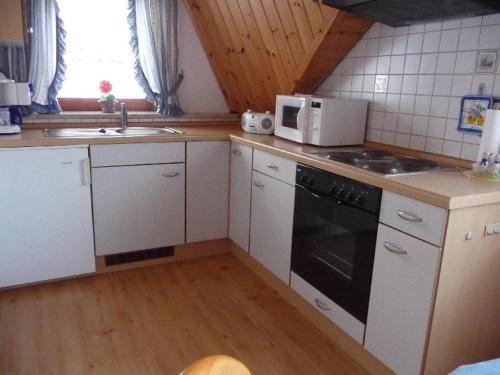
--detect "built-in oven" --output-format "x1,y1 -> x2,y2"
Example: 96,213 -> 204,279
291,164 -> 382,323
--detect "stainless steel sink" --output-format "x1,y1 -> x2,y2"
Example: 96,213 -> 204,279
44,128 -> 111,137
44,127 -> 183,137
114,127 -> 183,136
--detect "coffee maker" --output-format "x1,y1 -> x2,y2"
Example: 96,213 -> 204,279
0,73 -> 30,134
0,106 -> 23,134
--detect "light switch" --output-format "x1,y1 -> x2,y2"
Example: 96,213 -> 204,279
484,223 -> 500,236
375,75 -> 388,93
465,232 -> 473,240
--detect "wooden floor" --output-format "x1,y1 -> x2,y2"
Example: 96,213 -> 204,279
0,254 -> 365,375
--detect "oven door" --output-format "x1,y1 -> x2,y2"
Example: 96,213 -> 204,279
291,185 -> 378,323
274,95 -> 309,143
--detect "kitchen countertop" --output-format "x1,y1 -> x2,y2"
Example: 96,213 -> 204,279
1,123 -> 499,210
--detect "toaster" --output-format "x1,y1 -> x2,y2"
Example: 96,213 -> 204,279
241,110 -> 275,135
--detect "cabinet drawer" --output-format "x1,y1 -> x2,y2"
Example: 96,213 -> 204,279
291,272 -> 365,344
90,142 -> 185,167
253,149 -> 296,185
380,191 -> 447,246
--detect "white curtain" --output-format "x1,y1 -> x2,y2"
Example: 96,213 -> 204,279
28,0 -> 66,113
128,0 -> 183,116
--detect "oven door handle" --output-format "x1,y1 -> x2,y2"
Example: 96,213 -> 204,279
296,184 -> 331,202
314,298 -> 331,311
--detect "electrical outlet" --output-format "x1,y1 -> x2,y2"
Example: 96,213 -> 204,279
375,75 -> 388,93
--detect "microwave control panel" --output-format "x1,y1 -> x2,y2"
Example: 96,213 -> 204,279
310,100 -> 323,131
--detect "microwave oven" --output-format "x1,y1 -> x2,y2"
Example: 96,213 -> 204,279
274,94 -> 368,146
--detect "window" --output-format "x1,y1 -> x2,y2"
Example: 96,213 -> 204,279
58,0 -> 147,109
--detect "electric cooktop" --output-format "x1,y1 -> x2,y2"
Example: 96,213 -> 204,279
308,148 -> 462,176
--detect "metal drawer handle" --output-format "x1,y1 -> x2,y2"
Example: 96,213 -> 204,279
314,298 -> 331,311
161,172 -> 180,178
266,163 -> 279,170
232,149 -> 242,156
397,210 -> 423,222
383,241 -> 408,255
253,181 -> 264,188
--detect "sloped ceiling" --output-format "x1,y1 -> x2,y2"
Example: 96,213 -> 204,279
184,0 -> 372,113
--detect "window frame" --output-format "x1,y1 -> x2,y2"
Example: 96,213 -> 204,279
59,98 -> 155,112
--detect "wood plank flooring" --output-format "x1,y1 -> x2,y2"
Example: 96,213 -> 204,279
0,254 -> 365,375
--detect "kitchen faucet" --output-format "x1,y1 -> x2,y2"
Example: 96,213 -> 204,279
120,103 -> 128,129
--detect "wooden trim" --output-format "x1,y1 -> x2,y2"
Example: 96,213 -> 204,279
59,98 -> 155,112
229,241 -> 393,375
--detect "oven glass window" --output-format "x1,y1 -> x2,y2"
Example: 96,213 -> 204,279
282,105 -> 300,129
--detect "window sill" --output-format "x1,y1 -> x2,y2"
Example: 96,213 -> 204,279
23,112 -> 239,124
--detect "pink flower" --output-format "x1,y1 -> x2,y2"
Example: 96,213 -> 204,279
99,80 -> 112,94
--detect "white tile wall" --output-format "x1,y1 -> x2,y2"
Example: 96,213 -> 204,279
315,14 -> 500,161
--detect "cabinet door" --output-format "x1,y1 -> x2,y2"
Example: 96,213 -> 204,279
229,143 -> 253,251
0,146 -> 95,287
250,171 -> 295,284
365,224 -> 441,375
186,141 -> 230,243
92,163 -> 185,255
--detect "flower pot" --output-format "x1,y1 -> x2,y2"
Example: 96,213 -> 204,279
99,100 -> 116,113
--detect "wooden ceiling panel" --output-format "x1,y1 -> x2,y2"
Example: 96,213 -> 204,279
184,0 -> 373,113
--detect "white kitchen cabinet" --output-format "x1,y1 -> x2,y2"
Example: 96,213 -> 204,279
249,171 -> 295,284
365,224 -> 441,375
229,143 -> 253,251
0,146 -> 95,287
92,163 -> 185,255
186,141 -> 230,243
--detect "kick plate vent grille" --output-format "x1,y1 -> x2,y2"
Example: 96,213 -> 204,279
104,246 -> 175,266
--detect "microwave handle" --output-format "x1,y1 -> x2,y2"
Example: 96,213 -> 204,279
296,103 -> 307,132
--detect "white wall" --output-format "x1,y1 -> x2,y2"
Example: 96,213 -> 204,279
315,14 -> 500,161
177,1 -> 230,114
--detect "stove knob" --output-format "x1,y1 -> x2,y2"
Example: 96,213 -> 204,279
300,175 -> 309,184
336,188 -> 345,198
346,192 -> 355,202
308,178 -> 316,186
329,186 -> 337,195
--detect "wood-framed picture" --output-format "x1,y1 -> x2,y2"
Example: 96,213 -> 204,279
475,50 -> 498,73
457,95 -> 493,134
